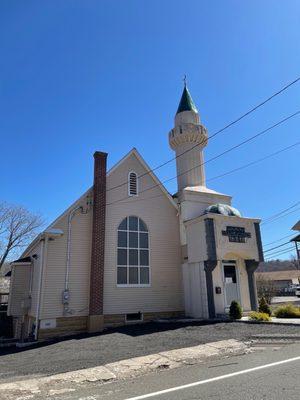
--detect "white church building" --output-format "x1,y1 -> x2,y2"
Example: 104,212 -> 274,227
8,85 -> 264,340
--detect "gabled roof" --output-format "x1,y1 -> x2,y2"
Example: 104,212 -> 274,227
21,148 -> 177,257
176,85 -> 198,115
107,148 -> 177,208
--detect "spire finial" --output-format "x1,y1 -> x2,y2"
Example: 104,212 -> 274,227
183,74 -> 187,87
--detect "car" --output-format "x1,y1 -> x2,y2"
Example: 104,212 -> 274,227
295,285 -> 300,298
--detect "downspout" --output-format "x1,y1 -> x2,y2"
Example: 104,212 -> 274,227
35,236 -> 47,340
63,206 -> 83,314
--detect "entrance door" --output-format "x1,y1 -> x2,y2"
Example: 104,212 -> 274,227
223,264 -> 240,307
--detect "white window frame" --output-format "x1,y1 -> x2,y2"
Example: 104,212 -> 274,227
117,216 -> 150,288
128,171 -> 138,197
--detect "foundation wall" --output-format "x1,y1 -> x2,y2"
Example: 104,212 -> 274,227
37,311 -> 184,339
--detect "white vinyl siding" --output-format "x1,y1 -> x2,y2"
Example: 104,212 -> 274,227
15,150 -> 183,321
7,264 -> 31,317
39,195 -> 93,319
104,151 -> 183,315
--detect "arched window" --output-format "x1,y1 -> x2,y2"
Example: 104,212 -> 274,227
117,216 -> 149,286
128,171 -> 138,196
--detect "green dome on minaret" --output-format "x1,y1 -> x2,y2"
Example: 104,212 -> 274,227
176,85 -> 198,115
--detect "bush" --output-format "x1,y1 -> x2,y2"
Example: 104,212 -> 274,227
258,297 -> 272,316
274,303 -> 300,318
249,311 -> 271,322
229,300 -> 242,320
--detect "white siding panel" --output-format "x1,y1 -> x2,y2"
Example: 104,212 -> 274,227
40,195 -> 93,319
104,152 -> 183,314
35,150 -> 183,320
7,265 -> 31,317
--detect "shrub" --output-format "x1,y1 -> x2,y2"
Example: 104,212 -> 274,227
229,300 -> 242,320
249,311 -> 271,322
258,297 -> 272,316
274,303 -> 300,318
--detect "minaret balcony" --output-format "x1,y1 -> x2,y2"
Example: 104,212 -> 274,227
169,123 -> 208,149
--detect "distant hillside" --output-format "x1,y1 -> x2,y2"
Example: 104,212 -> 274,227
258,260 -> 299,272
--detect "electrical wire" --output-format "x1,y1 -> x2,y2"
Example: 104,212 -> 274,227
107,110 -> 300,206
263,241 -> 292,253
265,247 -> 296,260
263,233 -> 296,247
106,75 -> 300,194
206,141 -> 300,183
261,206 -> 300,226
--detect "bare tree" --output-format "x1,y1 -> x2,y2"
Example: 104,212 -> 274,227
256,273 -> 277,304
0,203 -> 43,269
290,255 -> 300,271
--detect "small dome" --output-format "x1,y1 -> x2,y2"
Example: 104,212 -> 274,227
205,203 -> 242,217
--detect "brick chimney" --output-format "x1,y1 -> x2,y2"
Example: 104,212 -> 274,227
88,151 -> 107,333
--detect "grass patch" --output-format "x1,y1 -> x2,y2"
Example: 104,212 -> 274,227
274,303 -> 300,318
249,311 -> 271,322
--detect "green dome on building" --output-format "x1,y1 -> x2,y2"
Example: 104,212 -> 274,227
205,203 -> 242,217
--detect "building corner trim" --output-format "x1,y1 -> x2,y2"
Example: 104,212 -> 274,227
204,218 -> 218,319
245,259 -> 259,311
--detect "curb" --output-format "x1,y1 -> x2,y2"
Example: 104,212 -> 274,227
237,320 -> 300,327
251,334 -> 300,340
0,339 -> 249,397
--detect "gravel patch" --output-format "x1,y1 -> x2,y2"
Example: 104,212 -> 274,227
0,321 -> 299,382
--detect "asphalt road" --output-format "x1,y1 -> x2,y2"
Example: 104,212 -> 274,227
45,343 -> 300,400
1,321 -> 300,382
272,296 -> 300,304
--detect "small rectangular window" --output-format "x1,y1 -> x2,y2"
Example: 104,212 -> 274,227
126,312 -> 142,322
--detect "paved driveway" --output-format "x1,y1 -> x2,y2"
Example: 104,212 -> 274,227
0,321 -> 300,383
272,296 -> 299,303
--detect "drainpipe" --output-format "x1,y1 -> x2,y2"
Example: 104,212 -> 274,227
63,206 -> 83,314
35,236 -> 48,340
34,229 -> 63,340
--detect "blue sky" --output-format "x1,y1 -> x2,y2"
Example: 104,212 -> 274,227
1,1 -> 299,258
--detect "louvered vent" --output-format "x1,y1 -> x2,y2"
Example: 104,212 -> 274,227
129,172 -> 138,196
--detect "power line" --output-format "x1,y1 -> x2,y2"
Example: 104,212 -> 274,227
106,75 -> 300,194
261,205 -> 300,226
265,245 -> 295,256
115,141 -> 300,206
261,200 -> 300,224
263,233 -> 296,247
265,245 -> 295,257
264,241 -> 292,253
107,110 -> 300,206
206,141 -> 300,184
265,246 -> 296,260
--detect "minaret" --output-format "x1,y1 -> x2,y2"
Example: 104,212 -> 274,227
169,83 -> 208,192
